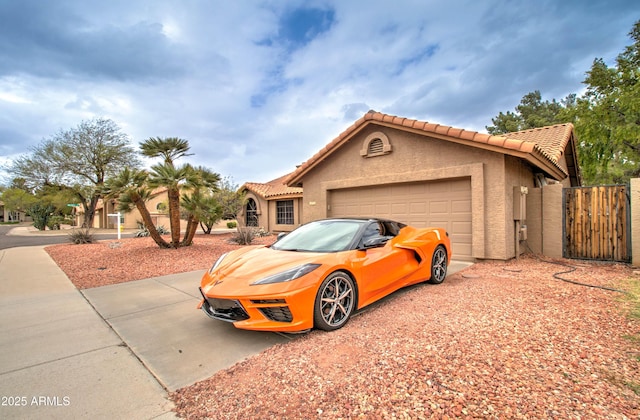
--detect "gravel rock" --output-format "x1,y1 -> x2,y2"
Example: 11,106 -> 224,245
171,257 -> 639,419
45,238 -> 640,418
45,234 -> 274,289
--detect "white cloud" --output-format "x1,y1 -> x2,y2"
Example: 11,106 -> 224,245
0,0 -> 638,185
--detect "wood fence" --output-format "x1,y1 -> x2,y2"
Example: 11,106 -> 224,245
563,185 -> 630,261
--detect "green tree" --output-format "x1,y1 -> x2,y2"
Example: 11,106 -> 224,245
141,137 -> 193,247
567,20 -> 640,184
180,166 -> 222,240
212,176 -> 246,221
103,168 -> 171,248
27,203 -> 54,231
486,91 -> 572,135
128,137 -> 222,248
0,188 -> 37,215
9,118 -> 141,227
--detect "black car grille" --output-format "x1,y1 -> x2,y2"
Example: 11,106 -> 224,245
199,288 -> 249,322
258,306 -> 293,323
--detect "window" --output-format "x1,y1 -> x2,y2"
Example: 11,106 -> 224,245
276,200 -> 294,225
246,198 -> 259,227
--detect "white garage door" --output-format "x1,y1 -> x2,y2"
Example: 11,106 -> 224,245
329,178 -> 472,260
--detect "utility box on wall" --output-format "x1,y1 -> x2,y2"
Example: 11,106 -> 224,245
514,186 -> 529,257
513,186 -> 528,221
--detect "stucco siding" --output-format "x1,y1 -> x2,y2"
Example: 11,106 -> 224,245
298,125 -> 540,260
504,156 -> 538,259
541,183 -> 564,258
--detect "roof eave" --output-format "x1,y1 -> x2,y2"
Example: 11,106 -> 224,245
265,193 -> 304,200
287,116 -> 374,186
287,113 -> 572,186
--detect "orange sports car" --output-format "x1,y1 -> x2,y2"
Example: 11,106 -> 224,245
198,218 -> 451,332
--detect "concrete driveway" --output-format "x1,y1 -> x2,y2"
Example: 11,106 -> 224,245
81,270 -> 289,391
81,261 -> 472,392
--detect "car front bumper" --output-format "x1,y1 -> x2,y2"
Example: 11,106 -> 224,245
197,284 -> 318,332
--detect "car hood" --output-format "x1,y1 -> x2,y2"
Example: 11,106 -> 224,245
201,245 -> 324,292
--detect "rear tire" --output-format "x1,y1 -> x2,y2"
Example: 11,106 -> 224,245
314,271 -> 356,331
428,246 -> 447,284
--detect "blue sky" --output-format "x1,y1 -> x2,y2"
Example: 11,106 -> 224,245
1,0 -> 638,186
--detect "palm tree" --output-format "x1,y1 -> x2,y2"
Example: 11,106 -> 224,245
147,162 -> 190,247
141,137 -> 194,247
140,137 -> 192,165
104,168 -> 171,248
139,137 -> 222,248
180,165 -> 221,246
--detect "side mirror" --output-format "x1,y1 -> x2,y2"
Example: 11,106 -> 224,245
362,236 -> 389,249
276,232 -> 287,242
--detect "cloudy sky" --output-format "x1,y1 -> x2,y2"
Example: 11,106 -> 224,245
1,0 -> 638,186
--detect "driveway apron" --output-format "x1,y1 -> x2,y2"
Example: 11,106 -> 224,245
0,246 -> 176,420
81,271 -> 290,391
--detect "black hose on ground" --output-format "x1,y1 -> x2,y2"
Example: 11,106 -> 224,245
520,242 -> 630,295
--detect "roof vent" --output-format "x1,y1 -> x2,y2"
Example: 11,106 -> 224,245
368,138 -> 384,154
360,131 -> 392,158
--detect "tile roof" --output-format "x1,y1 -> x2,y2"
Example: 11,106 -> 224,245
242,173 -> 303,199
287,111 -> 575,185
504,124 -> 574,164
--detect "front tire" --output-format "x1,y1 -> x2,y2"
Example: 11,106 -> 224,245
314,271 -> 356,331
428,246 -> 448,284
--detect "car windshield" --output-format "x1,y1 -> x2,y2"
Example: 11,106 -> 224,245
271,219 -> 365,252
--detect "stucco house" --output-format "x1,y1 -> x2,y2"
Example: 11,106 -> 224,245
238,174 -> 303,233
0,201 -> 30,223
276,111 -> 580,262
75,188 -> 183,231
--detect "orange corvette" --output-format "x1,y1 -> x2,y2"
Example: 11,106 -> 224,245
198,218 -> 451,332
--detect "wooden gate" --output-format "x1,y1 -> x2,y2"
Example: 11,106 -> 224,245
563,185 -> 630,261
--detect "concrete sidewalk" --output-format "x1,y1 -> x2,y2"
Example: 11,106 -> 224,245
0,246 -> 177,420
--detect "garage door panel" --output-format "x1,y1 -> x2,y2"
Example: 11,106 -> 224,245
428,181 -> 451,194
451,199 -> 471,213
429,201 -> 449,215
451,220 -> 472,234
392,203 -> 407,213
451,242 -> 472,257
409,202 -> 427,213
451,181 -> 471,192
329,178 -> 473,260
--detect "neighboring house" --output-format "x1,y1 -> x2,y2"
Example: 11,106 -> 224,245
0,201 -> 30,223
238,174 -> 303,233
283,111 -> 581,261
75,188 -> 184,231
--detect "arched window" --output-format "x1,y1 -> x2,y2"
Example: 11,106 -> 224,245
245,198 -> 259,227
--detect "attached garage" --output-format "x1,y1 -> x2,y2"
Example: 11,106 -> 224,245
283,111 -> 581,261
328,178 -> 473,260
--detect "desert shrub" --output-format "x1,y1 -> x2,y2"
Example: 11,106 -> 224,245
255,227 -> 270,237
47,215 -> 65,230
135,224 -> 169,237
226,221 -> 237,229
68,228 -> 95,244
28,203 -> 54,231
231,227 -> 256,245
135,226 -> 150,237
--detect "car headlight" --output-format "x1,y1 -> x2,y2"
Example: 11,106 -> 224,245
209,252 -> 229,273
251,264 -> 321,285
